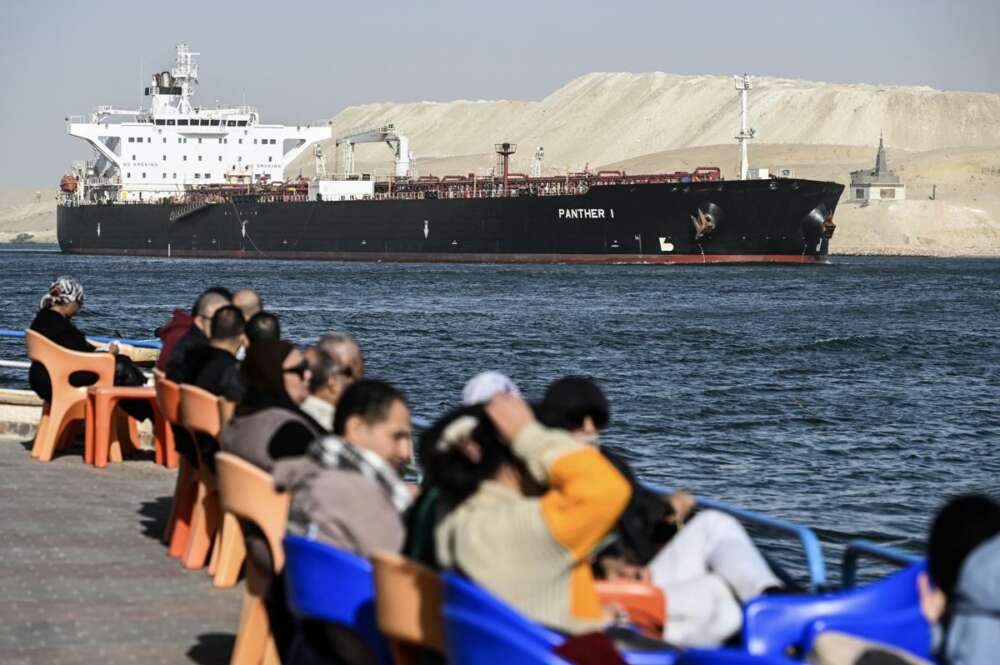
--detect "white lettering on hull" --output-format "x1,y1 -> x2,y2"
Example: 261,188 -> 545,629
557,208 -> 613,220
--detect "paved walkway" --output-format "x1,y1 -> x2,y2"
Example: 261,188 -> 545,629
0,435 -> 240,664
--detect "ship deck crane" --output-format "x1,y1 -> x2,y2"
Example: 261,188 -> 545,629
335,123 -> 411,178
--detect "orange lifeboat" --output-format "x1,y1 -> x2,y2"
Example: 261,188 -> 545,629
60,175 -> 78,193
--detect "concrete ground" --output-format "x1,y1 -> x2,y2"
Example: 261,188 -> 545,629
0,435 -> 241,664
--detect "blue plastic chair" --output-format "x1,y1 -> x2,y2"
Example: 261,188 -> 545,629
282,535 -> 393,665
676,648 -> 802,664
444,607 -> 573,665
441,572 -> 677,665
743,561 -> 929,659
803,606 -> 931,659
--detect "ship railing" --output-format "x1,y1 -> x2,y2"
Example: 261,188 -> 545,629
840,539 -> 920,589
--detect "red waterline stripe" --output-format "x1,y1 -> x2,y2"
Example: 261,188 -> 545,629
62,249 -> 828,265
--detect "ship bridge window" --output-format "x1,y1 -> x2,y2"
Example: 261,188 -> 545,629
227,120 -> 236,127
204,173 -> 210,179
132,154 -> 136,160
194,173 -> 200,179
128,137 -> 135,143
237,121 -> 247,127
167,119 -> 175,126
219,156 -> 223,161
270,139 -> 276,145
198,156 -> 202,161
178,119 -> 189,126
201,119 -> 211,126
210,120 -> 220,126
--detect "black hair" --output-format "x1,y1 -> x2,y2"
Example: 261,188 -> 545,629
307,347 -> 346,393
419,405 -> 518,506
537,375 -> 609,431
191,287 -> 233,315
210,305 -> 245,341
245,311 -> 281,344
332,379 -> 407,436
928,494 -> 1000,597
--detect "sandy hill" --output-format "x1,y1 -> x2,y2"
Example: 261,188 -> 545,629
291,72 -> 1000,177
0,189 -> 57,244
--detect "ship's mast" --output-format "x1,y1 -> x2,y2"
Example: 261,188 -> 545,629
734,73 -> 754,180
495,142 -> 517,195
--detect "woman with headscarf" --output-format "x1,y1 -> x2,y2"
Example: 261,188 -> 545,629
220,339 -> 322,471
28,276 -> 151,420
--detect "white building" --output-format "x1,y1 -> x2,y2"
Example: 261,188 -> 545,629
65,44 -> 329,203
849,137 -> 906,202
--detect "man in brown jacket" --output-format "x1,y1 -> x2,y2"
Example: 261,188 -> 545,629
274,379 -> 414,556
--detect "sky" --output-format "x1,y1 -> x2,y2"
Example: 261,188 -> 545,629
2,0 -> 998,188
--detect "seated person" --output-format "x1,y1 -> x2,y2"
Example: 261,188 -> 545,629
317,333 -> 364,382
275,379 -> 414,556
299,346 -> 350,432
920,495 -> 1000,665
219,340 -> 321,471
165,288 -> 231,383
28,276 -> 150,420
156,286 -> 231,372
233,288 -> 262,319
192,305 -> 246,402
403,371 -> 523,568
245,311 -> 281,346
273,380 -> 414,665
538,376 -> 782,647
425,393 -> 631,635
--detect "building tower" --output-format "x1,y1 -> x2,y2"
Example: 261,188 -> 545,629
849,134 -> 906,202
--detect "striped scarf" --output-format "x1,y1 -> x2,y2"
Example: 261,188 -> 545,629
308,435 -> 413,513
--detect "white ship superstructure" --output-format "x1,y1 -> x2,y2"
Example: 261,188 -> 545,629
64,43 -> 329,203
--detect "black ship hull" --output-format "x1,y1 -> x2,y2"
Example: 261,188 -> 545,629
58,179 -> 843,264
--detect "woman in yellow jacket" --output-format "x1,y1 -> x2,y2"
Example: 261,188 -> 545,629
429,393 -> 632,634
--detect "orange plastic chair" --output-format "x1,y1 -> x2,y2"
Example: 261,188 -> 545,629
372,551 -> 446,665
177,384 -> 232,570
595,580 -> 667,639
155,370 -> 197,550
85,385 -> 167,468
215,451 -> 290,665
25,329 -> 115,462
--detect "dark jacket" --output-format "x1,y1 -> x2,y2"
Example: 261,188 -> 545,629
165,324 -> 209,384
155,309 -> 193,372
193,347 -> 244,402
28,308 -> 97,401
600,449 -> 676,566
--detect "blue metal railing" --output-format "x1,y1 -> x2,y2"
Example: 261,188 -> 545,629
645,482 -> 827,591
0,328 -> 163,349
841,539 -> 920,589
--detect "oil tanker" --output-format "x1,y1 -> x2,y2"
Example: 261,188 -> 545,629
57,45 -> 841,264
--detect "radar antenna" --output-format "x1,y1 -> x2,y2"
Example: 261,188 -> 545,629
734,73 -> 755,180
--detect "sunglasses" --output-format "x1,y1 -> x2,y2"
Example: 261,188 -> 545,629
283,359 -> 310,379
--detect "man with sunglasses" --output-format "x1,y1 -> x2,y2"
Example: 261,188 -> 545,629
300,346 -> 351,431
317,333 -> 364,384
